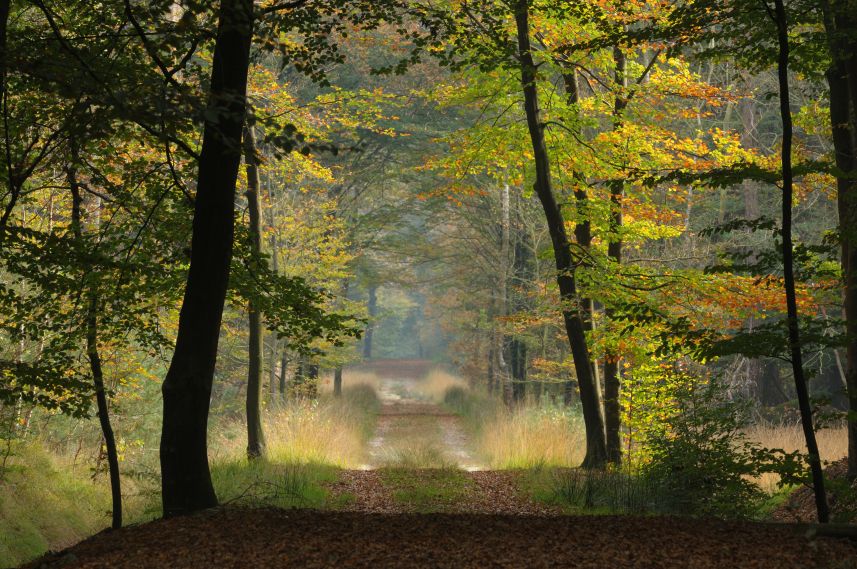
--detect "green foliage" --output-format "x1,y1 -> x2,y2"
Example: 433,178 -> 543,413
0,443 -> 111,568
636,374 -> 802,518
210,460 -> 337,510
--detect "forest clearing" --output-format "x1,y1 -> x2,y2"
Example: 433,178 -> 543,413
3,0 -> 857,567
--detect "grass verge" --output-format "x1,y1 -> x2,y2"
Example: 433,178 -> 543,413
380,468 -> 474,513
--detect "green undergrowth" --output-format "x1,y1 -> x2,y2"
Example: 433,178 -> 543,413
211,459 -> 340,510
522,466 -> 799,520
0,443 -> 112,568
522,466 -> 666,515
380,467 -> 473,513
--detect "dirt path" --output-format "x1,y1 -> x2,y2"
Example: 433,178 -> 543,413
363,363 -> 481,470
326,360 -> 556,515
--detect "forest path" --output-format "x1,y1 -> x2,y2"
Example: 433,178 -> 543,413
326,359 -> 555,515
364,361 -> 481,470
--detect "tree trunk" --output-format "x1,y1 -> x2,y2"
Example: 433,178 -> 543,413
774,0 -> 829,523
0,0 -> 14,237
279,348 -> 288,399
334,367 -> 343,397
603,46 -> 627,465
821,0 -> 857,480
307,363 -> 319,399
513,0 -> 607,467
510,338 -> 527,403
160,0 -> 254,518
242,118 -> 265,460
499,183 -> 513,405
510,199 -> 533,404
266,173 -> 280,401
86,294 -> 122,529
68,148 -> 122,529
363,285 -> 377,360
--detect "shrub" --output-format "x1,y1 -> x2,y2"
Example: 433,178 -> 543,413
640,375 -> 794,518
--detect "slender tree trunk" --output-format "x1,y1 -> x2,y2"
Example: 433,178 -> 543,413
68,148 -> 122,529
333,279 -> 349,398
604,47 -> 627,465
510,198 -> 532,403
160,0 -> 254,517
514,0 -> 606,467
333,367 -> 343,397
363,285 -> 377,360
0,0 -> 8,103
266,174 -> 280,401
821,0 -> 857,479
499,183 -> 513,405
242,118 -> 265,460
86,295 -> 122,529
307,363 -> 319,399
774,0 -> 829,523
279,348 -> 288,399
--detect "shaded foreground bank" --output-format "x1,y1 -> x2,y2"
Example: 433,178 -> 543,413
25,508 -> 857,569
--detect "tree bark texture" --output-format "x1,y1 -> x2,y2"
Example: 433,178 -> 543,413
822,0 -> 857,479
160,0 -> 254,517
514,0 -> 607,467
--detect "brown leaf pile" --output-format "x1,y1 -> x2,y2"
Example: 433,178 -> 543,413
25,507 -> 857,568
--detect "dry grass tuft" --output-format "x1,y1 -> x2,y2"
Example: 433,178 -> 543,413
413,369 -> 467,402
478,407 -> 586,469
746,423 -> 847,491
318,370 -> 383,395
211,386 -> 379,469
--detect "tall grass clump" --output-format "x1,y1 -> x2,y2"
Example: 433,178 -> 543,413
443,386 -> 586,468
746,423 -> 847,492
204,384 -> 380,510
415,369 -> 468,402
211,384 -> 380,468
479,402 -> 586,469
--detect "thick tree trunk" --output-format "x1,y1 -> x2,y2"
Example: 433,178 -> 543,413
363,285 -> 377,360
160,0 -> 254,518
242,119 -> 265,460
822,0 -> 857,479
514,0 -> 606,467
774,0 -> 829,523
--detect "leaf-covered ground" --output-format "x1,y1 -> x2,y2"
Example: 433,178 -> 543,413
26,507 -> 857,568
